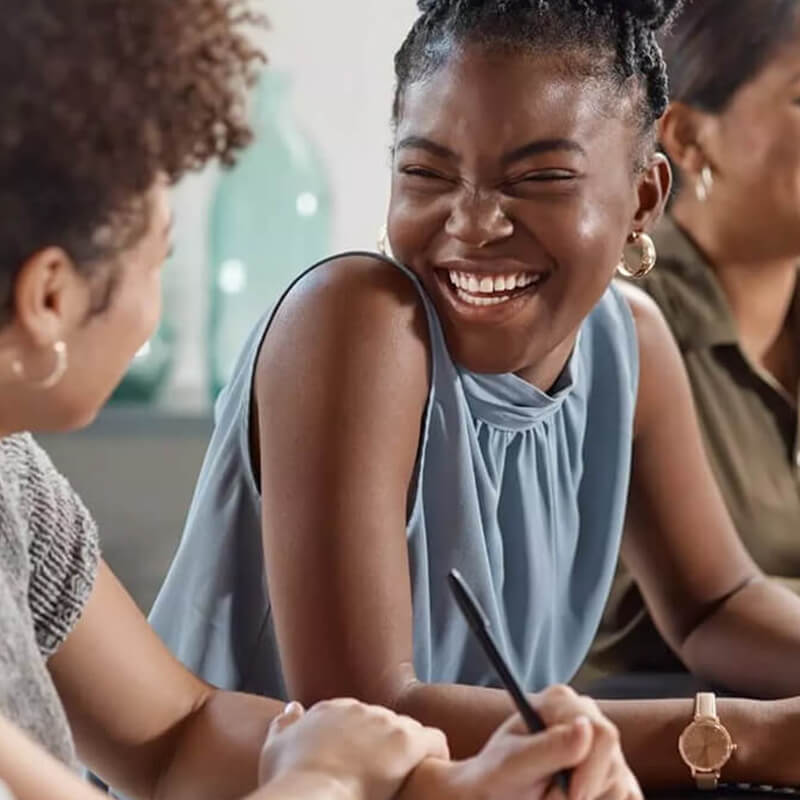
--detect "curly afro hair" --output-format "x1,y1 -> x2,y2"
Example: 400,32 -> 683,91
0,0 -> 265,320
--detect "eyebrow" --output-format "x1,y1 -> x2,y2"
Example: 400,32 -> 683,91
396,135 -> 586,164
501,139 -> 586,166
396,135 -> 458,160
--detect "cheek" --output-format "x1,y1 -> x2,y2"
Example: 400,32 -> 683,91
112,271 -> 163,355
387,190 -> 447,263
517,193 -> 626,291
721,117 -> 794,188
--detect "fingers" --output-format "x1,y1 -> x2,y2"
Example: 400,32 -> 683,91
529,686 -> 638,800
595,762 -> 644,800
313,698 -> 450,763
418,722 -> 450,761
284,700 -> 306,719
515,718 -> 593,780
381,706 -> 450,763
566,717 -> 619,800
483,715 -> 593,793
267,700 -> 306,741
492,711 -> 530,738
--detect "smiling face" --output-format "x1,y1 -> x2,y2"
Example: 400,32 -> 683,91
388,45 -> 667,385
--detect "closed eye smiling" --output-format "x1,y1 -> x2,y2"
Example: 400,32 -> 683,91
514,170 -> 578,182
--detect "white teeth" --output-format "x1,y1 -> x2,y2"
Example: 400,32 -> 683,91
446,269 -> 545,305
456,289 -> 512,307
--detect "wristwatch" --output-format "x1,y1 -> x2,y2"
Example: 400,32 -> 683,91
678,692 -> 737,789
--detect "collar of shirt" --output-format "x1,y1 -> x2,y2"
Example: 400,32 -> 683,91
651,214 -> 743,351
652,214 -> 800,411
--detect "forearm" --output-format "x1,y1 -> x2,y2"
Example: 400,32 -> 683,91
601,696 -> 798,789
155,690 -> 283,800
0,715 -> 107,800
395,680 -> 515,759
396,680 -> 800,790
244,771 -> 351,800
680,579 -> 800,698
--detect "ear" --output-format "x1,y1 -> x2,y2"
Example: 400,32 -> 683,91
632,152 -> 672,231
659,101 -> 715,178
11,247 -> 88,347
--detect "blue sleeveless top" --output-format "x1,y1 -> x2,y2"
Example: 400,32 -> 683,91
150,253 -> 638,697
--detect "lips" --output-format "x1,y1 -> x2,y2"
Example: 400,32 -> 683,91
446,269 -> 546,306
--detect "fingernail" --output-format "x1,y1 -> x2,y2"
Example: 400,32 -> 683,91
284,701 -> 304,715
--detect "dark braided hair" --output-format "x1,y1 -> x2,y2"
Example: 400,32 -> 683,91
393,0 -> 683,146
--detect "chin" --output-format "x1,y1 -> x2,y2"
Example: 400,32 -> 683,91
56,398 -> 104,433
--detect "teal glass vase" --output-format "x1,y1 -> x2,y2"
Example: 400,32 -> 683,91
208,70 -> 331,399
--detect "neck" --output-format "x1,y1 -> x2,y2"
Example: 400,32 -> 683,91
516,332 -> 577,391
671,199 -> 798,365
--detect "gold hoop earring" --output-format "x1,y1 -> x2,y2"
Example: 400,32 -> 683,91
695,165 -> 714,203
12,340 -> 68,390
617,232 -> 657,280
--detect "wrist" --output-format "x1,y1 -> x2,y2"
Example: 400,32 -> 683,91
396,758 -> 461,800
253,769 -> 354,800
719,698 -> 798,786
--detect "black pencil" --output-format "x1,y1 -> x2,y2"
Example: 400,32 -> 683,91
448,568 -> 571,795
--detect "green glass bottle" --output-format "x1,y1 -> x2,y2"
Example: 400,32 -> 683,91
208,70 -> 331,399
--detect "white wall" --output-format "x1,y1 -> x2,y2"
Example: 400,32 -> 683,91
164,0 -> 417,410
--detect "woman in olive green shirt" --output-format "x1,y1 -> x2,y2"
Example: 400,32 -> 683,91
591,0 -> 800,677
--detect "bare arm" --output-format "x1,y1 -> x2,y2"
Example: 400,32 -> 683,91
0,709 -> 346,800
253,257 -> 800,791
48,561 -> 283,800
619,285 -> 800,699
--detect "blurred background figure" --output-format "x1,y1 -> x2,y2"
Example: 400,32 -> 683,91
590,0 -> 800,680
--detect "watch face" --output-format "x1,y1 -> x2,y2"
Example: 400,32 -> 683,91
679,720 -> 734,771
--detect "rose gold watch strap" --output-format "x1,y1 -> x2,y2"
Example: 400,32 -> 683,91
696,772 -> 719,790
696,692 -> 717,721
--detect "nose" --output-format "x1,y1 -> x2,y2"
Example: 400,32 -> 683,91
445,188 -> 514,247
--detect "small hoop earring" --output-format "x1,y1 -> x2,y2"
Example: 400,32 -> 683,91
695,165 -> 714,203
12,340 -> 68,390
617,231 -> 657,280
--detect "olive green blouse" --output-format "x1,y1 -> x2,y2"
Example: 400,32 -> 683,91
589,215 -> 800,675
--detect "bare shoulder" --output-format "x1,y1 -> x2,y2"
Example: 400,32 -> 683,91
616,279 -> 682,367
254,253 -> 431,405
288,253 -> 427,320
616,280 -> 690,437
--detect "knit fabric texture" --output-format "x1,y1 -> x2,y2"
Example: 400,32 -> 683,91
0,433 -> 99,767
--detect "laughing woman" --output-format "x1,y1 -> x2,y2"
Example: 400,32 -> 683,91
155,0 -> 800,791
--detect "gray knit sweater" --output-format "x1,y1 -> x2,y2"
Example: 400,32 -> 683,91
0,433 -> 99,768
